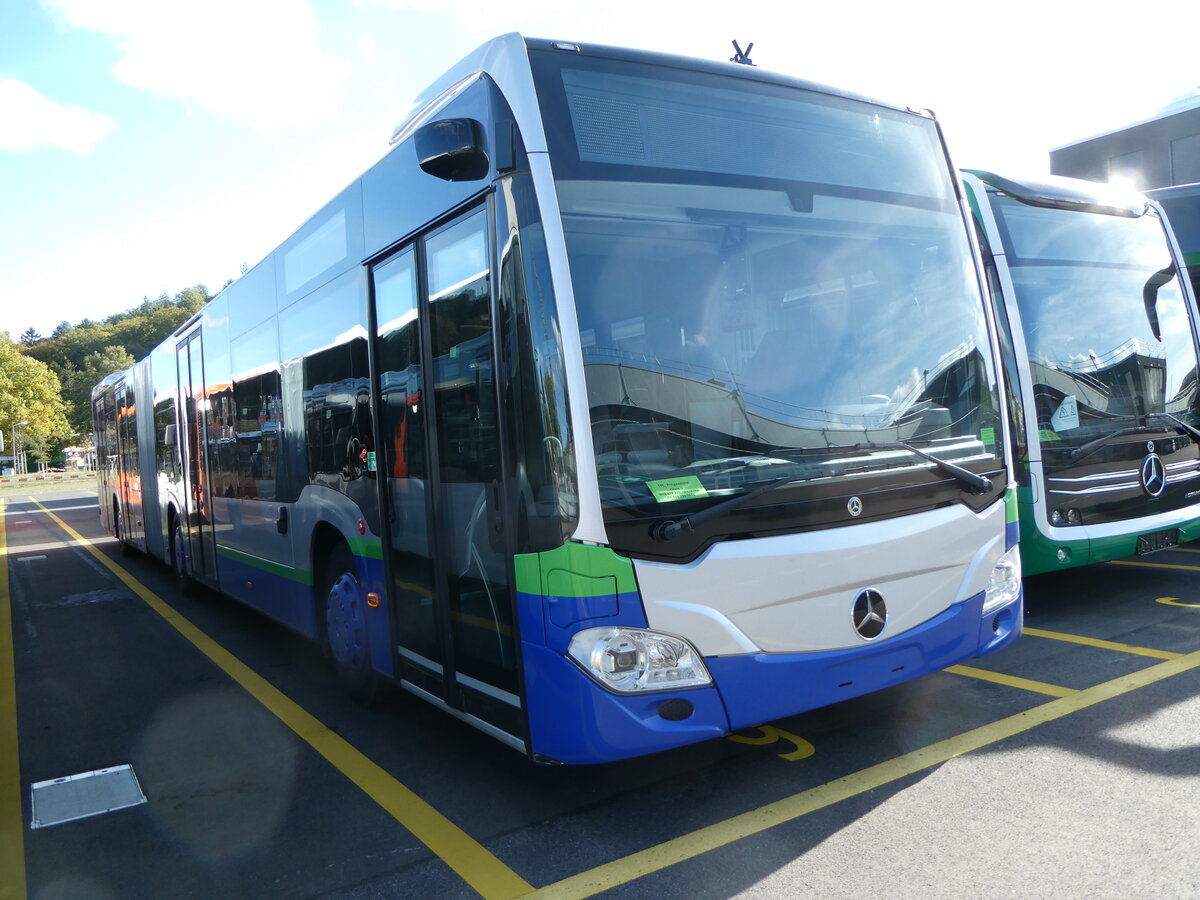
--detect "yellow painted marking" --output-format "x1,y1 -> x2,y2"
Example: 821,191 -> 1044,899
0,500 -> 27,900
523,648 -> 1200,899
0,537 -> 116,557
1108,559 -> 1200,573
1165,547 -> 1200,554
1022,626 -> 1181,660
33,498 -> 531,900
943,664 -> 1077,698
1157,596 -> 1200,609
726,725 -> 815,761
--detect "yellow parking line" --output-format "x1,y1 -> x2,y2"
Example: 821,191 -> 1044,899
1023,627 -> 1181,660
1108,559 -> 1200,573
943,665 -> 1077,698
0,499 -> 27,900
32,498 -> 532,900
523,648 -> 1200,899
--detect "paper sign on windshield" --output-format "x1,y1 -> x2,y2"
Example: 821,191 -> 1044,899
646,476 -> 709,503
1050,395 -> 1079,433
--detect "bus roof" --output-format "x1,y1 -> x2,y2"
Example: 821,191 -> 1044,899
964,168 -> 1147,218
1147,182 -> 1200,200
390,33 -> 922,151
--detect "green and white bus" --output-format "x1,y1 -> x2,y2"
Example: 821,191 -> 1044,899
964,170 -> 1200,575
1148,182 -> 1200,305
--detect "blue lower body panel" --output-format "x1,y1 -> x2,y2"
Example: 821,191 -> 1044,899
710,589 -> 1022,731
524,589 -> 1022,764
523,643 -> 730,765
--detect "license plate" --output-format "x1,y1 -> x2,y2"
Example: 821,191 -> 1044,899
1136,528 -> 1179,555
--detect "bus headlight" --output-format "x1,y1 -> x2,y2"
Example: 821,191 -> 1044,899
567,627 -> 712,693
982,546 -> 1022,615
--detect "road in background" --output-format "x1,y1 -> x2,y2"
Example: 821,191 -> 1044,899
4,484 -> 1199,899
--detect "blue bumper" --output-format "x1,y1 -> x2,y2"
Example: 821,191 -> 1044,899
524,588 -> 1022,764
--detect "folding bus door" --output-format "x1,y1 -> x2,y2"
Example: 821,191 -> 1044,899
176,330 -> 218,584
115,380 -> 143,548
371,207 -> 521,743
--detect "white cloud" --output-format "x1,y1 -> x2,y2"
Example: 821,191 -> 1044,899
0,78 -> 117,153
49,0 -> 347,133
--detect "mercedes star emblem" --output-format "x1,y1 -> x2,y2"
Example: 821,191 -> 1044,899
1141,452 -> 1166,498
852,589 -> 887,640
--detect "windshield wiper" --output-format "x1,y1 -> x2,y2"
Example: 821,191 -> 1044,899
846,441 -> 994,494
748,440 -> 993,493
1061,419 -> 1189,466
1065,426 -> 1164,463
1151,412 -> 1200,446
649,474 -> 798,542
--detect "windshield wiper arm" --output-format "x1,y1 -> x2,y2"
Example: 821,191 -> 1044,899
649,474 -> 797,543
873,441 -> 993,493
1150,412 -> 1200,446
759,440 -> 993,493
1065,425 -> 1175,465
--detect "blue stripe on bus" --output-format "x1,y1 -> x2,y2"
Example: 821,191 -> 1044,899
354,555 -> 394,680
1006,519 -> 1019,551
708,588 -> 1022,732
216,552 -> 394,680
522,642 -> 730,765
218,554 -> 319,638
522,587 -> 1022,764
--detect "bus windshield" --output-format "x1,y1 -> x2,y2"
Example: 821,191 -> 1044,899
991,197 -> 1200,451
530,52 -> 1002,515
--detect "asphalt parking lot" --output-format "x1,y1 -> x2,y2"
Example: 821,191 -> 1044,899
4,486 -> 1199,899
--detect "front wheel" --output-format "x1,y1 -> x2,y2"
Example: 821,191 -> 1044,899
322,545 -> 383,706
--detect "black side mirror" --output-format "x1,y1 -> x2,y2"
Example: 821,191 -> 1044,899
1142,263 -> 1175,342
415,118 -> 490,182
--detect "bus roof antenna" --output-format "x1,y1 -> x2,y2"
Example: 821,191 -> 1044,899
730,40 -> 755,66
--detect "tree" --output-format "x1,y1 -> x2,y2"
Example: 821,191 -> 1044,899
61,345 -> 136,434
14,282 -> 212,436
19,328 -> 41,346
0,334 -> 71,461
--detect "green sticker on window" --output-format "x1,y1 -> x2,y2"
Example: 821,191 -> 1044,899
980,427 -> 996,446
1038,428 -> 1062,442
646,475 -> 709,503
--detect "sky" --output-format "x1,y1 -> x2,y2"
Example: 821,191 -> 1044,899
1,0 -> 1198,340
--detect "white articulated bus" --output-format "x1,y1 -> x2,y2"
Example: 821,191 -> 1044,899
93,35 -> 1022,764
964,170 -> 1200,576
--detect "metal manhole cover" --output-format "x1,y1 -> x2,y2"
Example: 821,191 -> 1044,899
30,764 -> 147,829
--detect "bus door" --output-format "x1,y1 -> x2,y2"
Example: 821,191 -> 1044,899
115,380 -> 142,546
176,330 -> 218,583
371,207 -> 521,740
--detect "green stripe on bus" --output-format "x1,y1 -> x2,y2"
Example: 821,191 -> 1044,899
216,544 -> 313,585
513,553 -> 543,595
515,542 -> 639,596
347,536 -> 384,560
1005,487 -> 1018,524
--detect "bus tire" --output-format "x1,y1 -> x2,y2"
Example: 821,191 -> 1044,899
114,499 -> 132,556
169,515 -> 195,597
321,543 -> 383,707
